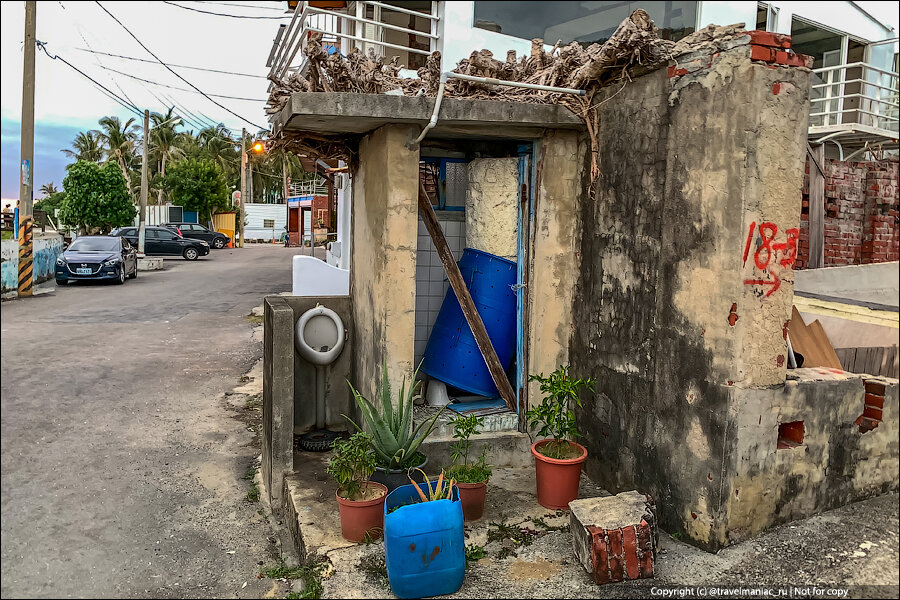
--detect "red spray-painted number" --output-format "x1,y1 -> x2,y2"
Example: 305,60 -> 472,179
743,222 -> 798,297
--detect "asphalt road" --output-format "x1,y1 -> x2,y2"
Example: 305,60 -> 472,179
1,246 -> 303,599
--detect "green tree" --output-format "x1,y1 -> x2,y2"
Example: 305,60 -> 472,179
39,182 -> 59,197
34,190 -> 66,217
60,161 -> 136,233
149,108 -> 185,205
162,158 -> 229,222
97,116 -> 139,197
61,131 -> 104,163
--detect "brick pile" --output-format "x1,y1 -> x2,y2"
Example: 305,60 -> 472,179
570,491 -> 658,585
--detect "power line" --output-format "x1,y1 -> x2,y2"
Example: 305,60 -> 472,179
36,41 -> 144,119
94,1 -> 268,131
162,1 -> 289,19
74,47 -> 267,79
193,1 -> 285,11
92,63 -> 268,101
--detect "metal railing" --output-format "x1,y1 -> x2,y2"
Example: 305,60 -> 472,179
267,1 -> 439,89
809,62 -> 899,133
289,179 -> 329,196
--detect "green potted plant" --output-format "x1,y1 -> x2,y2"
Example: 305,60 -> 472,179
444,414 -> 492,521
526,365 -> 595,510
346,365 -> 445,492
327,432 -> 388,542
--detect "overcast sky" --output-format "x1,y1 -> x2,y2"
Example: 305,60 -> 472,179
1,1 -> 898,203
0,0 -> 287,202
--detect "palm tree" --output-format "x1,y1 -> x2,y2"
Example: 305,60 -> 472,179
39,182 -> 59,197
149,108 -> 185,205
198,124 -> 239,185
97,116 -> 139,198
61,131 -> 104,162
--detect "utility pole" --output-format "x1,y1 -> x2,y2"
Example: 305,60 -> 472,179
138,109 -> 150,255
17,0 -> 36,297
240,127 -> 246,248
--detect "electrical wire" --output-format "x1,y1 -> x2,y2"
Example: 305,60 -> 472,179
36,41 -> 144,119
92,64 -> 268,101
74,48 -> 267,79
161,1 -> 290,19
193,1 -> 285,11
95,1 -> 268,131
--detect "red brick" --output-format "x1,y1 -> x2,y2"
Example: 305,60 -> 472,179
623,526 -> 639,579
608,528 -> 623,556
750,45 -> 775,62
748,30 -> 792,49
590,528 -> 610,585
863,405 -> 883,421
865,381 -> 887,395
639,552 -> 654,579
865,393 -> 885,409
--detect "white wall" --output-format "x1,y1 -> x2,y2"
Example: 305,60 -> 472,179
244,203 -> 293,241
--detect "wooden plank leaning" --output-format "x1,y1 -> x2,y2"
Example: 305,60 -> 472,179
417,180 -> 517,411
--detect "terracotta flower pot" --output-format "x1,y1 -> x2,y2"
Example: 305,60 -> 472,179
455,481 -> 488,521
531,440 -> 587,510
336,481 -> 388,542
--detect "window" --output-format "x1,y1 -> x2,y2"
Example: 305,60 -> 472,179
473,1 -> 697,46
263,218 -> 276,228
146,229 -> 161,239
120,228 -> 136,236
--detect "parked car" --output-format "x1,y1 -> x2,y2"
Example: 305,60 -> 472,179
111,226 -> 210,260
55,235 -> 137,285
162,222 -> 230,249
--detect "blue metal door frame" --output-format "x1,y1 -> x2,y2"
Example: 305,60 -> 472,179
515,143 -> 536,418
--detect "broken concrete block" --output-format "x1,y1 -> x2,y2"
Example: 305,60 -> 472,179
569,491 -> 658,584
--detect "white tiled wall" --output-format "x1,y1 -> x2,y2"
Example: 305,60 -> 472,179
415,214 -> 466,367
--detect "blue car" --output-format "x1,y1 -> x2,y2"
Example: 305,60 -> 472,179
55,235 -> 138,285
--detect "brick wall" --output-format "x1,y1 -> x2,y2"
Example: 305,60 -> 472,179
798,159 -> 899,269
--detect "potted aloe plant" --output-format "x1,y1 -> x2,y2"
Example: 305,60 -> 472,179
526,365 -> 595,510
445,414 -> 492,521
346,365 -> 445,492
327,432 -> 388,542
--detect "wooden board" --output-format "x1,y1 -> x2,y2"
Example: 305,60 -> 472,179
807,144 -> 825,269
789,306 -> 843,370
835,346 -> 900,378
417,180 -> 517,411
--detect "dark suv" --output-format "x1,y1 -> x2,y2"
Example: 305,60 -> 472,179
163,223 -> 230,249
111,226 -> 210,260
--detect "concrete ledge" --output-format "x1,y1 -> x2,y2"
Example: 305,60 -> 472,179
277,93 -> 585,138
422,430 -> 533,469
137,257 -> 164,271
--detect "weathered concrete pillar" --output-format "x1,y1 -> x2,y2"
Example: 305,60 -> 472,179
350,124 -> 419,408
465,157 -> 518,260
527,130 -> 587,407
262,296 -> 295,508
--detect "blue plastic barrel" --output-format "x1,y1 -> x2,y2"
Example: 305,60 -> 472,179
384,482 -> 465,599
422,248 -> 516,397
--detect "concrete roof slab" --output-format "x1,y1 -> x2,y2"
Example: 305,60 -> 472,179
274,92 -> 585,139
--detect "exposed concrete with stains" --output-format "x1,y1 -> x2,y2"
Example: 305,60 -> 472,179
466,157 -> 519,260
565,34 -> 896,552
350,124 -> 420,406
527,130 -> 588,407
722,369 -> 899,545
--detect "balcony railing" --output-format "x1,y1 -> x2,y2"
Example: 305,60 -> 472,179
267,1 -> 439,89
809,62 -> 899,134
289,179 -> 330,197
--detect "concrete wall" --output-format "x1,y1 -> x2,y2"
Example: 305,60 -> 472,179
722,370 -> 898,544
570,32 -> 816,551
465,157 -> 518,260
1,233 -> 64,293
528,130 -> 588,407
350,124 -> 420,407
262,296 -> 295,507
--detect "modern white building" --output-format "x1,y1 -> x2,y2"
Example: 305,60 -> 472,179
268,1 -> 898,266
